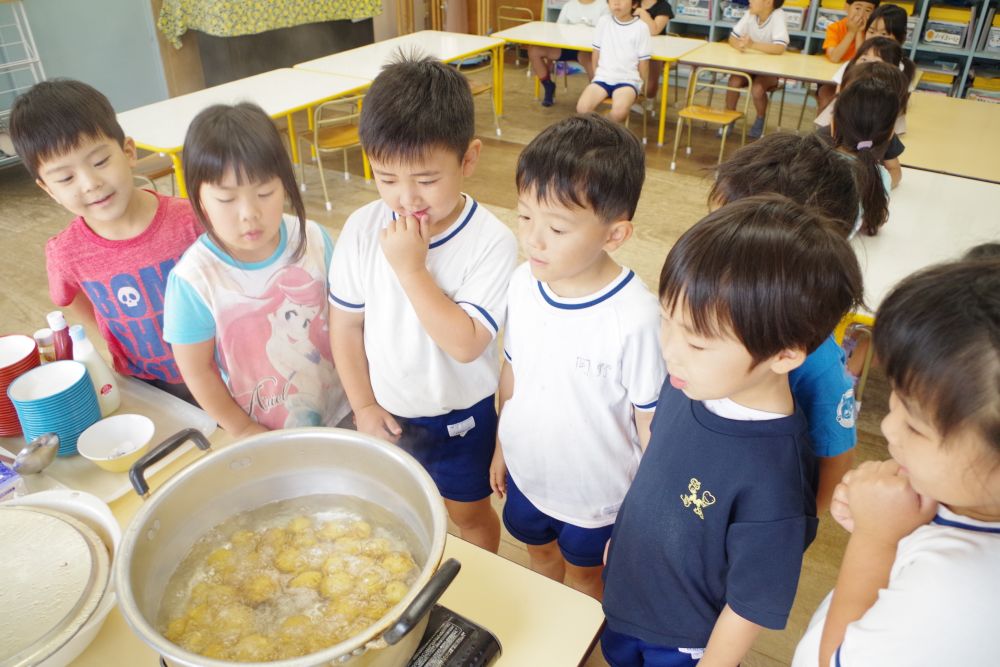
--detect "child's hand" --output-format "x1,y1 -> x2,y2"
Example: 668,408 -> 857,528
489,445 -> 507,498
829,480 -> 854,533
380,214 -> 430,279
846,12 -> 865,35
845,460 -> 937,545
735,35 -> 752,52
355,403 -> 403,443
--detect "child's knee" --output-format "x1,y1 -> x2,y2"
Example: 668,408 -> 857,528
445,497 -> 495,529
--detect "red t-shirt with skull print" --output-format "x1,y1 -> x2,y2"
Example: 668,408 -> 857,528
45,191 -> 202,384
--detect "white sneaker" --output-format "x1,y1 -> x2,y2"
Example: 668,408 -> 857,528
631,103 -> 644,115
717,121 -> 735,137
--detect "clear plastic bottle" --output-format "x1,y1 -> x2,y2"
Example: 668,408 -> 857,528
69,325 -> 121,416
46,311 -> 73,361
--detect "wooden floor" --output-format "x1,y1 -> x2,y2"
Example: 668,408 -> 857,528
0,59 -> 891,666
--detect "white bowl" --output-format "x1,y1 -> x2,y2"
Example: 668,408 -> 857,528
7,360 -> 88,403
76,414 -> 155,473
7,490 -> 120,667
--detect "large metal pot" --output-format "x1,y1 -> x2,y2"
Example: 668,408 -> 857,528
114,427 -> 459,667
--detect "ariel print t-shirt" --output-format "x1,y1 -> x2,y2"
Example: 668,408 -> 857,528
163,215 -> 349,430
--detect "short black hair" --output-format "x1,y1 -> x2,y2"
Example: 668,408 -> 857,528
711,133 -> 859,238
964,243 -> 1000,261
865,4 -> 908,42
659,195 -> 863,364
847,0 -> 880,6
773,0 -> 786,10
875,259 -> 1000,451
516,113 -> 645,222
183,103 -> 308,262
359,53 -> 474,165
9,78 -> 125,181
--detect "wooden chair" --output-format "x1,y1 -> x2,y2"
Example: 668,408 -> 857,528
454,55 -> 502,137
497,5 -> 534,67
670,67 -> 752,171
296,95 -> 367,212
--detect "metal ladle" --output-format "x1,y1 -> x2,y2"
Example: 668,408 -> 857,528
12,433 -> 60,474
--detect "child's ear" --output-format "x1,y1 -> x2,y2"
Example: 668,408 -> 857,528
461,139 -> 482,177
604,219 -> 634,252
769,347 -> 807,375
122,136 -> 138,168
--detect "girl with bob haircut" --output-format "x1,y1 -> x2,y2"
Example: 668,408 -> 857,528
163,102 -> 349,437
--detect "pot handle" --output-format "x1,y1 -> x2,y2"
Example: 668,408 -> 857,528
383,557 -> 462,646
129,428 -> 212,498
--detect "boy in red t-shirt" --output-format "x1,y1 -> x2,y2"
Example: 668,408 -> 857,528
10,80 -> 202,403
818,0 -> 879,108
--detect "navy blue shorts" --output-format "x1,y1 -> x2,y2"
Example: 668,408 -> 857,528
601,626 -> 700,667
556,48 -> 580,61
502,473 -> 613,567
394,395 -> 496,503
594,81 -> 640,98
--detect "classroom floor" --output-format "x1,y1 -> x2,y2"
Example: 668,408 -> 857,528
0,58 -> 891,666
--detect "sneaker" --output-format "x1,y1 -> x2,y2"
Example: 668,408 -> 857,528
541,78 -> 556,107
748,117 -> 765,139
630,103 -> 644,115
717,121 -> 735,137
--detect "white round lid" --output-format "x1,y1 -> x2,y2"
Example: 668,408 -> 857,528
0,505 -> 110,666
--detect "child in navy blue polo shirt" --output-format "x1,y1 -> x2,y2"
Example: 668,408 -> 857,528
601,195 -> 863,666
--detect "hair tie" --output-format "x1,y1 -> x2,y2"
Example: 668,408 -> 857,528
856,140 -> 873,150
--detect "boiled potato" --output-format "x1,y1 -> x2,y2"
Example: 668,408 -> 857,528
326,596 -> 361,621
318,520 -> 349,541
361,537 -> 392,557
203,643 -> 228,659
274,548 -> 304,573
383,580 -> 409,605
258,527 -> 288,550
179,629 -> 209,652
350,521 -> 373,538
358,567 -> 387,595
292,530 -> 318,549
333,537 -> 363,555
232,634 -> 272,661
186,602 -> 214,627
320,571 -> 354,599
322,555 -> 349,574
288,570 -> 323,589
382,552 -> 416,578
242,574 -> 278,605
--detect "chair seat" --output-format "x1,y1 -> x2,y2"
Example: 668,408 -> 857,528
135,153 -> 174,180
678,106 -> 744,125
299,125 -> 360,150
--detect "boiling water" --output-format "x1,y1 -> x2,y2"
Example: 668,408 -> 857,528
158,495 -> 422,662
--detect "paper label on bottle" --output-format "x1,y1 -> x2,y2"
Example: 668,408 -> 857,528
100,384 -> 113,395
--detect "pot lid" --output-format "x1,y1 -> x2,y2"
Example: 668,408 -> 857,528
0,505 -> 110,667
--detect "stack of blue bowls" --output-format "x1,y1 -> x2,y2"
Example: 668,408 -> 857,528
7,360 -> 102,456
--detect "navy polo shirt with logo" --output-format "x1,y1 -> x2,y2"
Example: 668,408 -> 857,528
602,380 -> 819,649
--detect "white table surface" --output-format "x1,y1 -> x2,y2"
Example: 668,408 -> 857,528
853,167 -> 1000,309
295,30 -> 504,78
117,68 -> 370,153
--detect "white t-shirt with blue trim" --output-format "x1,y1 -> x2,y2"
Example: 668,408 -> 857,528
163,215 -> 349,430
732,9 -> 790,45
498,263 -> 665,527
328,195 -> 517,418
792,505 -> 1000,666
593,15 -> 652,89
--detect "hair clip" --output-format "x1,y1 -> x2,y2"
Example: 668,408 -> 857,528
899,62 -> 905,72
856,140 -> 874,150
